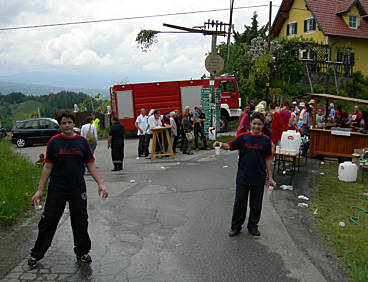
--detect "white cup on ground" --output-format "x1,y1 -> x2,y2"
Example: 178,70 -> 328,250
215,146 -> 220,155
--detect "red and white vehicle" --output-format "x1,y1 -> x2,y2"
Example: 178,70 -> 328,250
109,75 -> 242,132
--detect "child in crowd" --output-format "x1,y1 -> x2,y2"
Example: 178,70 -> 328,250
34,154 -> 45,167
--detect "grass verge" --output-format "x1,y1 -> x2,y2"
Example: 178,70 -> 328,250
311,163 -> 368,281
0,141 -> 41,226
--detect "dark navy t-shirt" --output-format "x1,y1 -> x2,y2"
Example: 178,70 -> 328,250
227,132 -> 272,186
45,133 -> 94,195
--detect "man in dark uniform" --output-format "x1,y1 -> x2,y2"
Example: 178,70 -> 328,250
108,116 -> 125,171
193,105 -> 207,150
213,112 -> 276,237
28,112 -> 108,267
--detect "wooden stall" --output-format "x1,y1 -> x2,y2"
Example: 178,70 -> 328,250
299,93 -> 368,158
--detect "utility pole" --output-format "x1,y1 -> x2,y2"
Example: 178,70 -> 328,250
163,21 -> 228,139
265,1 -> 272,105
226,0 -> 235,65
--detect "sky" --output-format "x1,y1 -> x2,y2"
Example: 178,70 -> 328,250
0,0 -> 283,90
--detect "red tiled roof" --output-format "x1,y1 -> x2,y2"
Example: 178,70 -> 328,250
335,0 -> 356,14
306,0 -> 368,39
271,0 -> 368,39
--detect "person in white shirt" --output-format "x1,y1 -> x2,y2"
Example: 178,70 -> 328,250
135,108 -> 148,157
81,117 -> 98,154
144,110 -> 162,157
169,112 -> 177,153
298,102 -> 306,122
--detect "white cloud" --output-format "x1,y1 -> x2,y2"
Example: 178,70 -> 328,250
0,0 -> 283,84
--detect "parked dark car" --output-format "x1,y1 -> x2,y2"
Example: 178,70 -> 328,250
11,118 -> 80,148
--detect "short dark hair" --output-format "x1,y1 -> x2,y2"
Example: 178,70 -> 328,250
57,112 -> 75,124
153,109 -> 160,116
250,112 -> 265,124
86,117 -> 93,123
112,116 -> 119,122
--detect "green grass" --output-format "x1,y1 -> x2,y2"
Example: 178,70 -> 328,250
0,141 -> 42,225
311,163 -> 368,281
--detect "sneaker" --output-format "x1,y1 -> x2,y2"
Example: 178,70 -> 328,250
247,227 -> 261,236
27,256 -> 38,267
228,228 -> 241,237
76,254 -> 92,263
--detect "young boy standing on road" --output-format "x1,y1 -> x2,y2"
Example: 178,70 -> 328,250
213,112 -> 276,237
28,112 -> 108,267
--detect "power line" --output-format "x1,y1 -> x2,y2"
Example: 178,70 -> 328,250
0,5 -> 280,31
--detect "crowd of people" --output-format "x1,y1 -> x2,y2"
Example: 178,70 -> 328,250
236,99 -> 368,154
134,105 -> 208,158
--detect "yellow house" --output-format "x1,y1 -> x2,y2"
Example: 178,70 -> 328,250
271,0 -> 368,76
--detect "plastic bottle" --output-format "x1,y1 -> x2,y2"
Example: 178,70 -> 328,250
33,200 -> 42,210
268,185 -> 274,195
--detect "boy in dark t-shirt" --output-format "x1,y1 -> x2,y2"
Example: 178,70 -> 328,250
28,112 -> 108,267
213,112 -> 276,237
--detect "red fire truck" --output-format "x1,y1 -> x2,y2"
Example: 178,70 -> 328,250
109,75 -> 241,132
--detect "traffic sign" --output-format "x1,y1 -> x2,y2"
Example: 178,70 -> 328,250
205,54 -> 224,76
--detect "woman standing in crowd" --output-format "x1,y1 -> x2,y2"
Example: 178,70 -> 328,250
271,104 -> 282,149
182,111 -> 194,155
262,112 -> 273,140
169,112 -> 177,153
81,116 -> 98,154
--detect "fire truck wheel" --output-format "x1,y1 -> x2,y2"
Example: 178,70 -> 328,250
219,115 -> 228,132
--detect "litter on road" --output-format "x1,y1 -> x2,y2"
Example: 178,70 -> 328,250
130,180 -> 136,183
313,209 -> 319,215
223,165 -> 229,168
280,185 -> 294,191
321,161 -> 325,165
297,203 -> 309,208
298,195 -> 310,201
320,172 -> 325,176
160,166 -> 166,169
338,221 -> 346,227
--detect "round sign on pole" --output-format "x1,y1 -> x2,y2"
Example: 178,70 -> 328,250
205,54 -> 224,76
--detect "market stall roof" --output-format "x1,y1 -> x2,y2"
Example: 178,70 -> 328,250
296,93 -> 368,105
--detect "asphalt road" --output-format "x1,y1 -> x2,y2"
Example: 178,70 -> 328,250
0,139 -> 349,281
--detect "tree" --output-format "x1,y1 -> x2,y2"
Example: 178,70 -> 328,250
233,12 -> 267,45
136,29 -> 160,52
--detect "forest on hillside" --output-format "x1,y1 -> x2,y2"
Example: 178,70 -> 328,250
0,91 -> 105,129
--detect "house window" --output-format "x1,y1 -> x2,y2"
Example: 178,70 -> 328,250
287,22 -> 297,36
304,18 -> 316,33
349,15 -> 357,28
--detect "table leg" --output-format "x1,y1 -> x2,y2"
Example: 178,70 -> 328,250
150,133 -> 157,160
290,156 -> 296,185
273,155 -> 277,178
165,129 -> 175,159
160,131 -> 165,153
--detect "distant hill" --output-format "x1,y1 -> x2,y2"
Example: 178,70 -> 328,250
0,91 -> 104,129
0,80 -> 108,96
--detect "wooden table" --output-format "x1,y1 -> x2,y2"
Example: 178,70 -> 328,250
310,128 -> 368,158
150,126 -> 174,160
